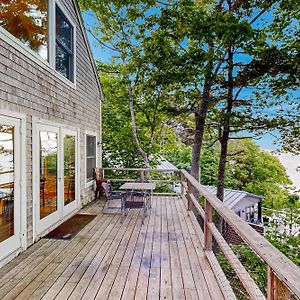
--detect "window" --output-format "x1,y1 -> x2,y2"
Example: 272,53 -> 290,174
0,1 -> 76,83
86,135 -> 96,182
55,6 -> 74,81
0,0 -> 48,60
245,206 -> 255,223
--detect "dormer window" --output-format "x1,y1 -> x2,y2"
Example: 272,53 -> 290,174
55,6 -> 74,81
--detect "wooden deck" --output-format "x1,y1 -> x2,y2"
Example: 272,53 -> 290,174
0,196 -> 224,300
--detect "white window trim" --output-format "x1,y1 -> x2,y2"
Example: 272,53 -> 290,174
85,131 -> 98,188
0,0 -> 76,88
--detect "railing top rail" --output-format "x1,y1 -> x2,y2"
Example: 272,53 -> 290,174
180,169 -> 300,297
101,167 -> 179,173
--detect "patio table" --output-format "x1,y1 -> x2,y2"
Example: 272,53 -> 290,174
119,182 -> 156,221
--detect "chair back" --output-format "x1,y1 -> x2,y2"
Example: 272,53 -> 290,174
101,181 -> 112,199
93,168 -> 103,181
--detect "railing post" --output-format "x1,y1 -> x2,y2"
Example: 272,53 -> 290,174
187,180 -> 192,211
180,172 -> 185,197
140,170 -> 145,182
268,266 -> 275,300
268,266 -> 291,300
204,199 -> 213,251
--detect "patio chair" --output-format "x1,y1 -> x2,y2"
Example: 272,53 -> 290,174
101,181 -> 126,213
122,190 -> 148,224
93,168 -> 106,200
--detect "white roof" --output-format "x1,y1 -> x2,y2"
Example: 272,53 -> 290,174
155,157 -> 178,171
205,186 -> 262,209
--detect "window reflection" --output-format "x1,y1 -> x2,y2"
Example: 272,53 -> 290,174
0,125 -> 14,243
0,0 -> 48,60
56,6 -> 73,80
40,131 -> 57,219
64,135 -> 76,206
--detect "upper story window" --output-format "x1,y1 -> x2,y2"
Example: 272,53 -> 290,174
0,0 -> 48,60
56,6 -> 74,81
0,1 -> 76,83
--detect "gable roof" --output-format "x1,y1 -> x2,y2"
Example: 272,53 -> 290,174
205,186 -> 263,209
72,0 -> 103,99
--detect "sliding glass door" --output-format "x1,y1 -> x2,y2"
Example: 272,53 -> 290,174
0,116 -> 21,261
35,124 -> 79,236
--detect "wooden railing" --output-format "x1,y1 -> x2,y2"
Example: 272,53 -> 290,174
101,167 -> 300,299
100,167 -> 181,195
180,169 -> 300,300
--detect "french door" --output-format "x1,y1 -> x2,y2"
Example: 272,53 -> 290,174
62,129 -> 78,217
0,115 -> 21,261
34,124 -> 79,236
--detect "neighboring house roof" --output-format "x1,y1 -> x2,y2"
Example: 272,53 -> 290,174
73,0 -> 103,98
155,157 -> 178,171
205,186 -> 262,209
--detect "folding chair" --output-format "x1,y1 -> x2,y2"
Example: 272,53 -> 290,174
102,181 -> 125,213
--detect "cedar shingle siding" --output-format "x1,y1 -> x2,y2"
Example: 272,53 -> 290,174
0,0 -> 101,248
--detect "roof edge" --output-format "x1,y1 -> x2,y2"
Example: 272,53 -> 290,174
72,0 -> 103,101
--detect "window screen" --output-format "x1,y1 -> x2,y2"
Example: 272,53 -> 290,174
86,135 -> 96,182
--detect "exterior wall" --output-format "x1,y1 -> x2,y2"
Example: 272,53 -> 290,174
232,197 -> 261,222
0,0 -> 101,248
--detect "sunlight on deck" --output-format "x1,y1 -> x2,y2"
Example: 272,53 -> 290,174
0,196 -> 224,300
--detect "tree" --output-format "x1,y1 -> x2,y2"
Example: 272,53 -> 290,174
225,140 -> 291,209
167,139 -> 292,209
79,0 -> 158,168
80,0 -> 299,202
99,62 -> 178,168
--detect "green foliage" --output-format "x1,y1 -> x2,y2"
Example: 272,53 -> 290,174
225,140 -> 291,209
46,154 -> 57,175
265,231 -> 300,267
217,233 -> 300,298
165,145 -> 192,169
166,139 -> 292,209
217,244 -> 267,298
100,62 -> 178,167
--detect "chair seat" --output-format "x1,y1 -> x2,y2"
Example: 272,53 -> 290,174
125,201 -> 144,209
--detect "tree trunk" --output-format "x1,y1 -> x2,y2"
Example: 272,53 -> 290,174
216,48 -> 234,202
191,82 -> 211,182
217,135 -> 230,201
129,83 -> 150,169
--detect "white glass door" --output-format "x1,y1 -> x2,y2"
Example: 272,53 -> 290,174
0,116 -> 21,261
62,130 -> 78,217
34,124 -> 79,236
35,124 -> 60,234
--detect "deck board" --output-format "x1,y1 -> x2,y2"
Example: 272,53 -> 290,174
0,196 -> 225,300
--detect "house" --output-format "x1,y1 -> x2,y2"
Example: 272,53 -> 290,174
0,0 -> 102,266
206,186 -> 263,224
